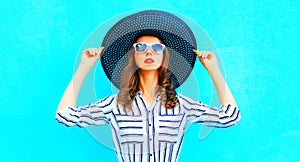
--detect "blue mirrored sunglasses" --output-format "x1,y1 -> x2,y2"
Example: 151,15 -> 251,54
133,42 -> 165,54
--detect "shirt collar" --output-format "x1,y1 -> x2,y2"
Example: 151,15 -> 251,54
137,90 -> 161,98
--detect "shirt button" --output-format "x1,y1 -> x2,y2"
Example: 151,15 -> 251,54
150,154 -> 152,156
149,138 -> 152,140
149,124 -> 151,126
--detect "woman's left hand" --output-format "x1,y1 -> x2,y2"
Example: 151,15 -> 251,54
193,50 -> 219,72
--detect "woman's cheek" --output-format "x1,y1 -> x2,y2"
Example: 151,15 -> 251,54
134,55 -> 143,68
156,56 -> 164,66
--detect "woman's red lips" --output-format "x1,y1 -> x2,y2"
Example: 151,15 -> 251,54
144,58 -> 155,64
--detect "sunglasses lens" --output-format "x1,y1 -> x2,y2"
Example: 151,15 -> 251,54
151,44 -> 164,53
135,43 -> 147,53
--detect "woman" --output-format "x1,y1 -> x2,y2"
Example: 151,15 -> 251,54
56,10 -> 241,162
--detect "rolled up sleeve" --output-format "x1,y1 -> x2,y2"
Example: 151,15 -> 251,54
56,94 -> 116,127
178,94 -> 241,128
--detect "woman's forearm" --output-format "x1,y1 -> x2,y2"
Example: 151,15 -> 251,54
208,66 -> 237,107
56,63 -> 91,114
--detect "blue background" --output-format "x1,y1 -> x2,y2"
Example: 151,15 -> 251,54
1,0 -> 299,161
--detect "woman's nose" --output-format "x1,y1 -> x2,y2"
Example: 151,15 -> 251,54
145,47 -> 152,56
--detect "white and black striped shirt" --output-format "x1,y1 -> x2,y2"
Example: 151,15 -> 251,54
56,91 -> 241,162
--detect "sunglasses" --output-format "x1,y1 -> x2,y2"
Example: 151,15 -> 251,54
133,42 -> 165,54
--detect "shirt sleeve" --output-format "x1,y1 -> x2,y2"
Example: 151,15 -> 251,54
178,94 -> 241,128
55,94 -> 116,127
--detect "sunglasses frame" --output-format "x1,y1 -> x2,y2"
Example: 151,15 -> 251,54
133,42 -> 165,54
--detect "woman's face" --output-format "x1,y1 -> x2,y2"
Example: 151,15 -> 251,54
134,35 -> 164,71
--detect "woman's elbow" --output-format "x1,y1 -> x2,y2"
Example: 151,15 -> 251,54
218,108 -> 241,128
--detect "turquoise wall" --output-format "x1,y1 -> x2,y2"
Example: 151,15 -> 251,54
0,0 -> 299,161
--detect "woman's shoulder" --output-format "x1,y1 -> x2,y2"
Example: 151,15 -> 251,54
96,93 -> 119,104
175,92 -> 188,99
176,92 -> 199,103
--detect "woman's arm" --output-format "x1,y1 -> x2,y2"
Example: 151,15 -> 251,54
207,63 -> 237,106
180,50 -> 240,127
55,47 -> 104,115
193,50 -> 237,106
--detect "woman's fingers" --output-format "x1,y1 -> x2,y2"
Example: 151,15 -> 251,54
193,50 -> 213,60
193,49 -> 218,71
85,49 -> 91,56
90,49 -> 94,56
89,49 -> 94,56
193,49 -> 206,59
203,51 -> 208,59
92,48 -> 96,56
193,49 -> 201,58
97,46 -> 105,55
83,47 -> 105,57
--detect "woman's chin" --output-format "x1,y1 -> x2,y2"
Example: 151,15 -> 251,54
139,64 -> 161,71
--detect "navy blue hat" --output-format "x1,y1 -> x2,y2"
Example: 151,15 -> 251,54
101,10 -> 197,89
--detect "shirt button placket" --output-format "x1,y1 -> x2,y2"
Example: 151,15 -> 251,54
148,110 -> 154,161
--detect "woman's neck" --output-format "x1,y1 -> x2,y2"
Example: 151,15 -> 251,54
138,69 -> 159,97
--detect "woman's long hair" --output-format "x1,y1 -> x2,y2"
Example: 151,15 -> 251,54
117,47 -> 178,113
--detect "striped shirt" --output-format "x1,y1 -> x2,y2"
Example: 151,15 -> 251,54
56,91 -> 241,162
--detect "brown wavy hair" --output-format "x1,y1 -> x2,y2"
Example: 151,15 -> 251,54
117,46 -> 178,113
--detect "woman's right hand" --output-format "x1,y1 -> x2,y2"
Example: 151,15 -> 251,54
80,46 -> 104,68
56,46 -> 104,115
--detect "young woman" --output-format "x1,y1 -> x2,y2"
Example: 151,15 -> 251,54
55,10 -> 241,162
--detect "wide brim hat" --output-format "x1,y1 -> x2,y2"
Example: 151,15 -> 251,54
101,10 -> 197,89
